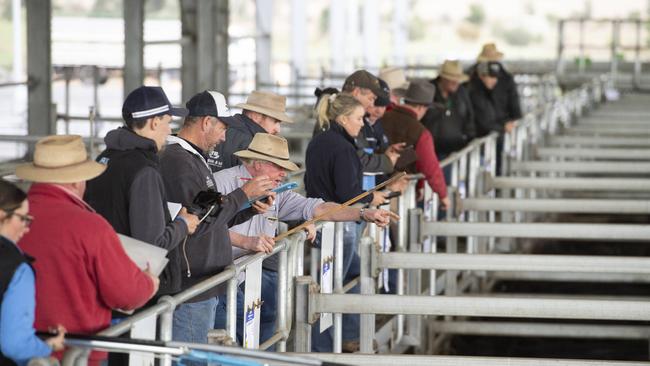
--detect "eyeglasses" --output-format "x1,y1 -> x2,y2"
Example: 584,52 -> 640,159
11,212 -> 34,227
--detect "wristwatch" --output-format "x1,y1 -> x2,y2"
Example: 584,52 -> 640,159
359,208 -> 368,222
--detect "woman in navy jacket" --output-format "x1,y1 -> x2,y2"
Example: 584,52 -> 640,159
0,180 -> 65,366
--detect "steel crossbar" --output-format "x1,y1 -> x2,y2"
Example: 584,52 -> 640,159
536,147 -> 650,160
459,198 -> 650,214
487,176 -> 650,191
421,222 -> 650,240
510,161 -> 650,174
548,136 -> 650,146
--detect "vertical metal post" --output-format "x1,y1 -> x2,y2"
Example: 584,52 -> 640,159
180,0 -> 198,102
88,107 -> 96,159
359,238 -> 375,354
26,0 -> 53,144
123,0 -> 144,97
255,0 -> 273,87
276,244 -> 289,352
634,19 -> 642,90
579,18 -> 586,75
215,0 -> 230,96
556,20 -> 565,75
310,247 -> 320,282
157,296 -> 175,366
64,67 -> 71,134
610,20 -> 620,86
362,0 -> 379,69
197,0 -> 216,92
333,222 -> 344,353
406,208 -> 422,347
226,275 -> 238,343
294,276 -> 312,353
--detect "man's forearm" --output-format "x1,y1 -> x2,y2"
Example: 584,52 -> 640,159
229,230 -> 249,249
313,202 -> 361,222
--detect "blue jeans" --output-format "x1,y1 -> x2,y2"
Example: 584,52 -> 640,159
311,221 -> 362,352
213,270 -> 278,350
172,297 -> 219,366
173,297 -> 219,344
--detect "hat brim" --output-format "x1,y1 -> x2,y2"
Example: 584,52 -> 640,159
234,150 -> 300,172
15,160 -> 106,184
392,87 -> 408,97
477,52 -> 504,62
440,72 -> 469,83
234,103 -> 294,123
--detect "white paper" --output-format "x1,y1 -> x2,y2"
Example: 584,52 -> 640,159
167,202 -> 182,220
117,234 -> 169,277
319,222 -> 335,332
129,314 -> 157,366
243,261 -> 262,349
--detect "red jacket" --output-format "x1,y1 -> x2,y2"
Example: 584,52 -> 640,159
381,105 -> 448,199
19,184 -> 153,363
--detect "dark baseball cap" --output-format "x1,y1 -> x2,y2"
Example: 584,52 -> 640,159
186,90 -> 232,122
122,86 -> 188,123
374,78 -> 391,107
343,70 -> 383,96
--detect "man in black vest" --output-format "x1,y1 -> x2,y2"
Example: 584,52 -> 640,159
85,86 -> 200,297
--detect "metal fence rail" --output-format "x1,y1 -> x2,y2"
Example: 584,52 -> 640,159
423,222 -> 650,240
536,147 -> 650,160
548,135 -> 650,146
487,176 -> 650,192
510,161 -> 650,174
459,198 -> 650,214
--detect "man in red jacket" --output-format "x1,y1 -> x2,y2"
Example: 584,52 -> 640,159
381,81 -> 450,209
16,135 -> 158,364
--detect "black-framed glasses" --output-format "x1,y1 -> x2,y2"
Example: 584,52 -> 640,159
11,212 -> 34,226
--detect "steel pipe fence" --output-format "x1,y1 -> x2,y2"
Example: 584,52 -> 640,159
459,198 -> 650,214
548,135 -> 650,147
487,176 -> 650,192
510,161 -> 650,174
536,147 -> 650,160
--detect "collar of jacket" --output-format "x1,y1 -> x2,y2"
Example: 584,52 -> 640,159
238,113 -> 267,135
104,126 -> 159,153
392,104 -> 419,119
29,183 -> 96,213
329,120 -> 358,147
166,135 -> 212,171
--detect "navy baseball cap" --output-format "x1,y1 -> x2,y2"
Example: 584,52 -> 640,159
122,86 -> 188,124
374,78 -> 391,107
186,91 -> 232,123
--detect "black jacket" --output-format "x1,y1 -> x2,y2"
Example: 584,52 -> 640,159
85,127 -> 189,295
160,136 -> 255,301
305,122 -> 373,204
208,114 -> 266,173
468,75 -> 502,137
467,62 -> 522,124
357,117 -> 393,174
421,77 -> 476,157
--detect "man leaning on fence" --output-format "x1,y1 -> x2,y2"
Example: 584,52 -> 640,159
213,133 -> 396,348
158,90 -> 274,346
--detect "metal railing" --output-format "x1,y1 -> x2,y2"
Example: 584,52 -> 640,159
57,73 -> 613,365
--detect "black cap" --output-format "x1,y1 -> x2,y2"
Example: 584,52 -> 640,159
343,70 -> 383,96
185,90 -> 232,122
122,86 -> 188,123
374,78 -> 391,107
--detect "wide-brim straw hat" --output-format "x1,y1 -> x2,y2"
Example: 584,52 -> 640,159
15,135 -> 106,183
477,42 -> 504,62
379,66 -> 409,97
439,60 -> 469,83
235,91 -> 293,123
234,133 -> 299,171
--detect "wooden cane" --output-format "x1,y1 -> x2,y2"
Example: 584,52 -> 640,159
273,171 -> 406,241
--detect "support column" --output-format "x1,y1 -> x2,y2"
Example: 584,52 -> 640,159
556,20 -> 565,75
124,0 -> 144,97
26,0 -> 53,139
255,0 -> 273,87
290,0 -> 306,83
215,0 -> 230,95
197,0 -> 216,92
392,0 -> 407,66
329,0 -> 346,73
180,0 -> 198,102
362,0 -> 379,70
